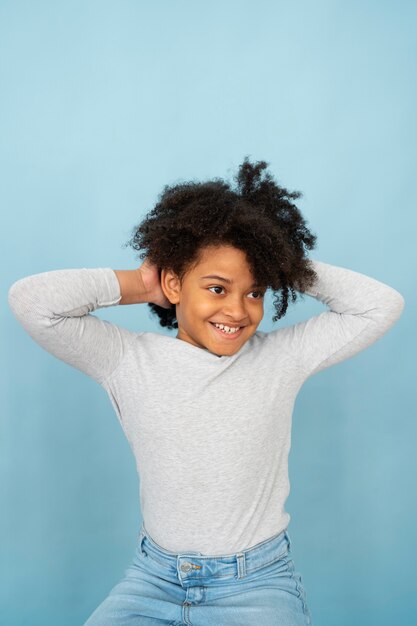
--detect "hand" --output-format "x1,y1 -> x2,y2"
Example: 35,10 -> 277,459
138,258 -> 172,309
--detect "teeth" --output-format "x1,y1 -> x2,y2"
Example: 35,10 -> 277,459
214,323 -> 240,334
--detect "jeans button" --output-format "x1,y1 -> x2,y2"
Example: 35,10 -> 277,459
180,562 -> 192,572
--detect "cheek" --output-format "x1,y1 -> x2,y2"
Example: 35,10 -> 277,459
195,299 -> 215,317
183,299 -> 213,324
254,306 -> 264,323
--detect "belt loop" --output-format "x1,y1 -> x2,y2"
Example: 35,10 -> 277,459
236,552 -> 246,579
138,526 -> 147,556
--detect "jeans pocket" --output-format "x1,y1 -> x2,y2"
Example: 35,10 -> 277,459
248,532 -> 292,576
288,562 -> 313,624
244,551 -> 291,583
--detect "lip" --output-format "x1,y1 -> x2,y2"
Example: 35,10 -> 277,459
209,322 -> 244,340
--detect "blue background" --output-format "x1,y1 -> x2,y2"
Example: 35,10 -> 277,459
1,1 -> 416,624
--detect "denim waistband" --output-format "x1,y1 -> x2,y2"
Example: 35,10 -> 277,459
137,524 -> 292,582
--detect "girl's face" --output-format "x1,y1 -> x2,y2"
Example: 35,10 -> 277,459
161,245 -> 266,357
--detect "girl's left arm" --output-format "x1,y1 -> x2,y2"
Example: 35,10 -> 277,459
286,259 -> 405,379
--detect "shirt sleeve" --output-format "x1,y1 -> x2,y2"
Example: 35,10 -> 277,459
281,259 -> 405,379
7,267 -> 133,385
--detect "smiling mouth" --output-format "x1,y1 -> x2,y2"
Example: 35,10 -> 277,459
209,322 -> 244,339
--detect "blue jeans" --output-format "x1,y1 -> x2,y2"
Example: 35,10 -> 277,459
84,524 -> 313,625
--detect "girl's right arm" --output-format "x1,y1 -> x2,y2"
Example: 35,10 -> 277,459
7,265 -> 154,385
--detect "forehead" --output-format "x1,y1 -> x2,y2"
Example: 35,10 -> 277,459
194,245 -> 249,269
185,245 -> 263,287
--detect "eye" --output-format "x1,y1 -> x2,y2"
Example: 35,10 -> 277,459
250,291 -> 265,299
207,286 -> 265,299
208,286 -> 225,295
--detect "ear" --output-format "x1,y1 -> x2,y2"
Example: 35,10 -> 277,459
160,268 -> 181,305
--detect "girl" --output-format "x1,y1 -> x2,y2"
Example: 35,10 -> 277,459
8,158 -> 405,626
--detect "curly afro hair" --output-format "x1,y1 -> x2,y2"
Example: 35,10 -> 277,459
123,157 -> 319,330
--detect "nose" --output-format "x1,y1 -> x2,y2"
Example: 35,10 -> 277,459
221,297 -> 248,323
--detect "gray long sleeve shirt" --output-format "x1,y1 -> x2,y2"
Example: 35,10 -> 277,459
7,260 -> 405,555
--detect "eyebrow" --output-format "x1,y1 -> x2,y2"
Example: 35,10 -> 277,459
199,275 -> 261,288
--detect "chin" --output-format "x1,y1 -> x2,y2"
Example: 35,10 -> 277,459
215,341 -> 245,355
